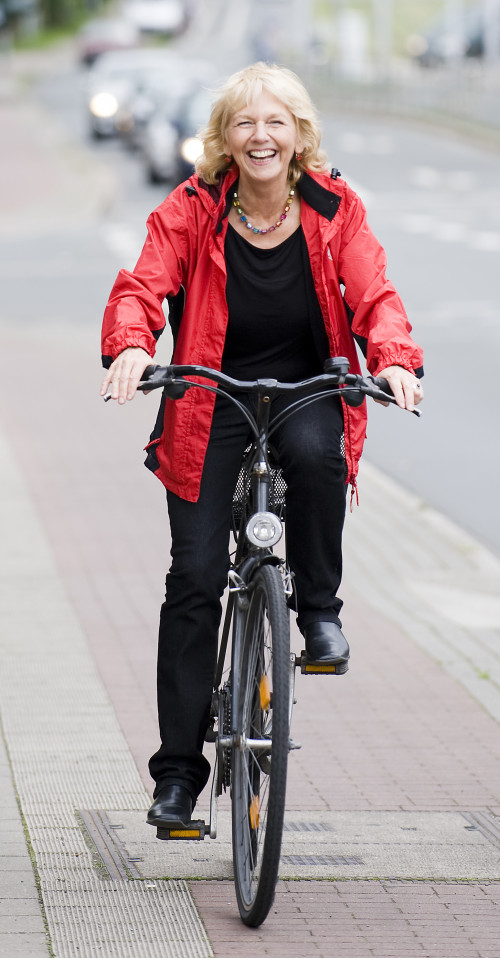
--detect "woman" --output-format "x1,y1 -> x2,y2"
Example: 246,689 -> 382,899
100,62 -> 424,828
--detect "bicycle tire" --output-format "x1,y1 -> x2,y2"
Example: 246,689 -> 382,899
231,563 -> 290,927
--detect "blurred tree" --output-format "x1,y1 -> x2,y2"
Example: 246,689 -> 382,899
40,0 -> 97,28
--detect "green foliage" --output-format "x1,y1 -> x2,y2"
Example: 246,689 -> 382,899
314,0 -> 481,58
41,0 -> 87,29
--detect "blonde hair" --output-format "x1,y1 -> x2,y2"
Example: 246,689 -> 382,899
195,62 -> 328,186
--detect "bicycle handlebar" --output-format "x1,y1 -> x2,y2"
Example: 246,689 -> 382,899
135,358 -> 421,417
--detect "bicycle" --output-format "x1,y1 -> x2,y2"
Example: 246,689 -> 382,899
135,356 -> 420,927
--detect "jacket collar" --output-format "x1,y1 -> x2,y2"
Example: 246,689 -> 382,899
296,171 -> 342,221
190,168 -> 237,213
191,167 -> 342,226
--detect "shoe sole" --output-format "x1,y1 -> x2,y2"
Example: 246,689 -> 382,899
147,814 -> 192,828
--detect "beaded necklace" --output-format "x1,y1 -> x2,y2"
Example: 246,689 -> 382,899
232,186 -> 295,235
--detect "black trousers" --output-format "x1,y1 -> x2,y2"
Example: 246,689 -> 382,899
149,393 -> 347,801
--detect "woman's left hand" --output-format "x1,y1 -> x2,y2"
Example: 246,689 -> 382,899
376,365 -> 424,412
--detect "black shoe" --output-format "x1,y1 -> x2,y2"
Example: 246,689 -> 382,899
147,784 -> 194,827
304,621 -> 350,665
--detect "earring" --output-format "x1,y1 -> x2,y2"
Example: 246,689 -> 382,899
295,152 -> 303,161
224,155 -> 232,163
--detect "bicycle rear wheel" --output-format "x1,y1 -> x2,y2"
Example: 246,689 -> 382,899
232,563 -> 290,926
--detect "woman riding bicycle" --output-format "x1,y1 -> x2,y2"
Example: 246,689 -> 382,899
100,62 -> 424,829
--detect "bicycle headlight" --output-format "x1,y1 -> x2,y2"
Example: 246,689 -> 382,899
245,512 -> 283,548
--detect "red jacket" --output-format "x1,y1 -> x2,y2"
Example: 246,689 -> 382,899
102,168 -> 423,502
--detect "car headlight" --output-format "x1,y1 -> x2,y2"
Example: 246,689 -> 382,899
89,92 -> 119,119
180,136 -> 204,165
245,512 -> 283,548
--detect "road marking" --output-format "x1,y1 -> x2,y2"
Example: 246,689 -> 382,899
400,213 -> 500,252
448,170 -> 477,191
409,166 -> 477,191
470,231 -> 500,252
433,221 -> 468,242
410,165 -> 441,189
401,213 -> 435,233
338,131 -> 394,155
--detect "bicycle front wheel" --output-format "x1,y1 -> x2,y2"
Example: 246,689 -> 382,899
232,563 -> 290,927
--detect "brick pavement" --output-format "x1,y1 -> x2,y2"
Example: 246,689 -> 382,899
1,57 -> 500,957
190,881 -> 500,958
3,292 -> 500,958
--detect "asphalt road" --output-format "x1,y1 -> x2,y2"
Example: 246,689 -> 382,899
6,44 -> 500,558
321,114 -> 500,556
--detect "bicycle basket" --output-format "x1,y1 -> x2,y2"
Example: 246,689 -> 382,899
231,434 -> 344,530
232,447 -> 287,528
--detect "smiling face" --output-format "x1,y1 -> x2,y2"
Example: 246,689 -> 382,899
223,89 -> 302,192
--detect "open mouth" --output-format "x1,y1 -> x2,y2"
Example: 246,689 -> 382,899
248,150 -> 276,160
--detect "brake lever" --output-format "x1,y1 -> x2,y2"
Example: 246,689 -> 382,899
369,376 -> 422,417
137,365 -> 190,399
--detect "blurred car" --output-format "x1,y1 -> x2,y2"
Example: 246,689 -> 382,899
173,86 -> 213,183
77,18 -> 141,67
409,3 -> 500,66
116,58 -> 214,150
85,47 -> 182,138
141,103 -> 181,182
141,85 -> 212,184
123,0 -> 187,36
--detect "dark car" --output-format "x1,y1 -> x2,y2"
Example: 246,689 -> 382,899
86,48 -> 182,138
141,85 -> 213,185
172,86 -> 213,184
116,58 -> 213,151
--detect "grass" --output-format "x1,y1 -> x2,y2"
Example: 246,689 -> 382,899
14,22 -> 85,50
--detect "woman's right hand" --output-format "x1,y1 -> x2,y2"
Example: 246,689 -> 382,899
100,347 -> 153,404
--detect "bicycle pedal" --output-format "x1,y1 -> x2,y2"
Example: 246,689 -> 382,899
297,652 -> 349,675
156,820 -> 206,841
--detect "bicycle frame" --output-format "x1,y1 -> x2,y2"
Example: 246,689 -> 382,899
132,357 -> 420,923
211,381 -> 291,840
134,359 -> 418,837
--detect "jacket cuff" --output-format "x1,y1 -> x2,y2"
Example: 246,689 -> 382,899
101,335 -> 156,367
372,355 -> 421,378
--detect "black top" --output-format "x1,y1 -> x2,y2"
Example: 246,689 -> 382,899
222,224 -> 330,382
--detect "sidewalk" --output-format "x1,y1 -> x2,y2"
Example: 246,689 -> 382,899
1,55 -> 500,958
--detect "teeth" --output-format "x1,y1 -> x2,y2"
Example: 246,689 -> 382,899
250,150 -> 275,158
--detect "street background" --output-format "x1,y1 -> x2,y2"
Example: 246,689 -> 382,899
1,1 -> 500,955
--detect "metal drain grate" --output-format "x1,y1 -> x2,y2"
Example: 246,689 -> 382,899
462,811 -> 500,847
283,821 -> 333,832
281,854 -> 364,867
78,809 -> 143,881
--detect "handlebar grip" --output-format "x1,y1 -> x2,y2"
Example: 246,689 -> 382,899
141,364 -> 160,381
371,376 -> 394,397
139,364 -> 189,399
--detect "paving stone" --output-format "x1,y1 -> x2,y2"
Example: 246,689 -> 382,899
0,932 -> 49,957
